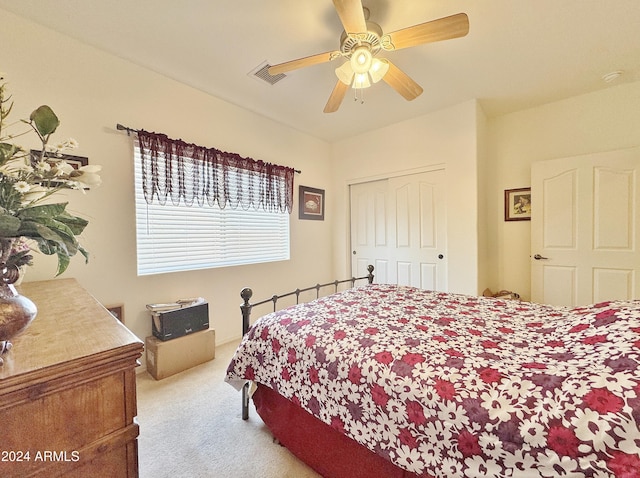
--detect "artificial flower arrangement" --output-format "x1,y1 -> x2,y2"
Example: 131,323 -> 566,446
0,73 -> 101,277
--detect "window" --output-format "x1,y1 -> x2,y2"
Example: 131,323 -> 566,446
133,136 -> 292,276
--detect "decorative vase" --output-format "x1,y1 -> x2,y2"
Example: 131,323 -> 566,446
0,241 -> 38,366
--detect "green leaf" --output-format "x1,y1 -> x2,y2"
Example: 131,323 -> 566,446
55,211 -> 89,235
55,252 -> 70,276
0,212 -> 20,236
18,203 -> 88,237
28,220 -> 77,252
79,245 -> 89,263
0,142 -> 21,165
18,202 -> 68,220
29,221 -> 68,246
30,227 -> 78,277
33,236 -> 56,255
30,105 -> 60,136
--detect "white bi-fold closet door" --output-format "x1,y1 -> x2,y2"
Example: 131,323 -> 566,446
350,169 -> 447,291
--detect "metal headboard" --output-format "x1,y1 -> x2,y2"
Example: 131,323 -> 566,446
238,264 -> 374,419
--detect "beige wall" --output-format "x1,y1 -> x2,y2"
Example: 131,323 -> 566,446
4,8 -> 640,355
329,81 -> 640,301
2,10 -> 335,346
486,81 -> 640,300
330,100 -> 482,295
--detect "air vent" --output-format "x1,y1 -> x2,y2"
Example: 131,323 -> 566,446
249,62 -> 286,85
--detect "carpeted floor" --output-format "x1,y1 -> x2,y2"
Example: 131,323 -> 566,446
136,340 -> 321,478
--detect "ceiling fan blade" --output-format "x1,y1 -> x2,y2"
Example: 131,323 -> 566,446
269,50 -> 339,75
332,0 -> 367,34
383,13 -> 469,51
382,60 -> 423,101
324,80 -> 349,113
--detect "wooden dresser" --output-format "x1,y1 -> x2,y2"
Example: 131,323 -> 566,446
0,279 -> 144,477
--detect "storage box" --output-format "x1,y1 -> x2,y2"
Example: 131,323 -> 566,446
151,302 -> 209,341
146,329 -> 215,380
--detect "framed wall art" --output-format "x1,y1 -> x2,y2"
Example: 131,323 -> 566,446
299,185 -> 325,221
30,149 -> 90,188
504,187 -> 531,221
30,149 -> 89,169
106,304 -> 124,322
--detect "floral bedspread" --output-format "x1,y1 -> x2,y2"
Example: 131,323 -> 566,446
225,284 -> 640,477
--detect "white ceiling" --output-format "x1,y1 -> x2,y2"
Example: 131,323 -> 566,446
1,0 -> 639,143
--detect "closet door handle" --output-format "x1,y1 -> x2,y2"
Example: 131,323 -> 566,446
533,254 -> 549,260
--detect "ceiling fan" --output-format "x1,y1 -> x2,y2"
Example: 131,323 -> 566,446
268,0 -> 469,113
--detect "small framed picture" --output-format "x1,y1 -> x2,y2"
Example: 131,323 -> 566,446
106,304 -> 124,322
30,149 -> 90,189
299,185 -> 325,221
505,188 -> 531,221
30,149 -> 88,169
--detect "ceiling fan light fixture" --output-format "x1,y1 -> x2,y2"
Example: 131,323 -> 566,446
353,72 -> 371,89
369,58 -> 389,83
335,61 -> 355,85
350,46 -> 373,74
270,4 -> 469,113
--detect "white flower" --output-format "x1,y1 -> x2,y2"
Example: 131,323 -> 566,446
499,378 -> 538,400
502,449 -> 538,472
395,445 -> 425,474
537,450 -> 580,477
437,400 -> 470,429
590,371 -> 636,394
49,137 -> 79,152
424,419 -> 453,444
614,419 -> 640,455
44,143 -> 62,154
349,420 -> 372,444
55,161 -> 75,176
520,418 -> 547,448
418,441 -> 441,467
481,389 -> 516,422
386,398 -> 407,423
75,165 -> 102,187
35,160 -> 51,173
464,456 -> 503,478
13,181 -> 30,193
573,408 -> 614,452
80,164 -> 101,174
478,432 -> 505,458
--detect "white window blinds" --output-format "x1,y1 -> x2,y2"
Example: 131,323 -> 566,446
134,140 -> 290,276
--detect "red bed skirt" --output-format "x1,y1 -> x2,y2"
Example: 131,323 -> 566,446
253,384 -> 420,478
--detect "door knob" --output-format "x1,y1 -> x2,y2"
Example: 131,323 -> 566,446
533,254 -> 549,260
438,254 -> 444,259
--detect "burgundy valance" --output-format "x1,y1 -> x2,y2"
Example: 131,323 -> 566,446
136,130 -> 295,213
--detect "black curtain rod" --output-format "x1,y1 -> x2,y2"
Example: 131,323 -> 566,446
116,123 -> 301,174
116,123 -> 138,136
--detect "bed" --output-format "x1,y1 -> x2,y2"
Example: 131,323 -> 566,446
225,272 -> 640,478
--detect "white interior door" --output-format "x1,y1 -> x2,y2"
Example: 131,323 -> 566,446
350,170 -> 447,290
531,147 -> 640,306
